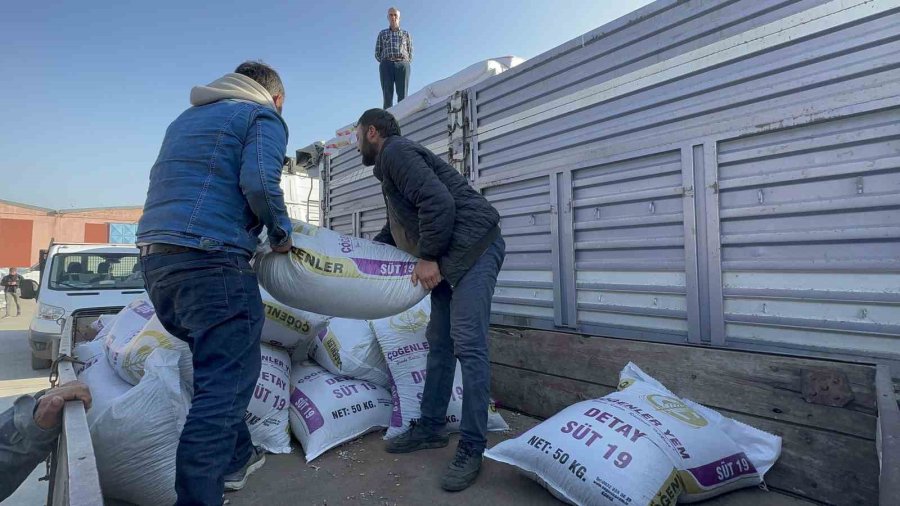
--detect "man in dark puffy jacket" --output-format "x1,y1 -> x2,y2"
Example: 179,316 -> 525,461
356,108 -> 505,492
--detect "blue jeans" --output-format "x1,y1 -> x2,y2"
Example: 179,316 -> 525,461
380,60 -> 410,109
141,250 -> 263,506
419,237 -> 505,452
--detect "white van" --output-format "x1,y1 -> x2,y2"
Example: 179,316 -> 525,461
26,243 -> 145,369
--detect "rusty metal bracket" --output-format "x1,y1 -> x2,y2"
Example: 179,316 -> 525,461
802,370 -> 854,407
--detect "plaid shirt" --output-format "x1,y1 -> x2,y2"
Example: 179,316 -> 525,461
375,28 -> 413,63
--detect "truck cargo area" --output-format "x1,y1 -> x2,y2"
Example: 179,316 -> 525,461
223,329 -> 895,506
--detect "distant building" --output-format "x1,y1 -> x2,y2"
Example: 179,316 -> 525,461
0,199 -> 143,268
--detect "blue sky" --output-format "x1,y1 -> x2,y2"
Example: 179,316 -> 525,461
0,0 -> 652,209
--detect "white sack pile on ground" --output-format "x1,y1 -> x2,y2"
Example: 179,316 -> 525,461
245,344 -> 293,454
288,360 -> 393,462
486,363 -> 782,506
90,349 -> 190,506
103,299 -> 193,387
368,299 -> 508,439
307,317 -> 390,388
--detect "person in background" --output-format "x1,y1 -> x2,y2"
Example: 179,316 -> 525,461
375,7 -> 413,110
1,267 -> 24,317
357,109 -> 505,492
0,381 -> 92,501
136,60 -> 293,505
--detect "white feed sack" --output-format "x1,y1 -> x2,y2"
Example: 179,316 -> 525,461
485,363 -> 782,506
288,361 -> 393,462
308,317 -> 390,388
246,344 -> 293,454
88,314 -> 117,341
74,338 -> 133,427
102,297 -> 155,352
370,299 -> 507,439
91,349 -> 190,506
254,221 -> 427,319
107,311 -> 193,388
260,286 -> 329,350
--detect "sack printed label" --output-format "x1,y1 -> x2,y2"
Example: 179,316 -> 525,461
290,386 -> 326,434
645,394 -> 708,428
265,302 -> 314,335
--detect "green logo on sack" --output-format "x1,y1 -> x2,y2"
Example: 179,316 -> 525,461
389,307 -> 428,333
617,378 -> 636,391
646,394 -> 708,428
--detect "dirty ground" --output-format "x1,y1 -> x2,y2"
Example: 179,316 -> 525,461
227,409 -> 812,506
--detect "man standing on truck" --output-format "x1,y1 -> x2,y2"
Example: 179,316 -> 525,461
375,7 -> 413,110
357,108 -> 505,492
1,267 -> 23,317
136,61 -> 293,505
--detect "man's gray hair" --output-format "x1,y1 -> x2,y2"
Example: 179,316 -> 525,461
235,60 -> 285,98
388,6 -> 400,13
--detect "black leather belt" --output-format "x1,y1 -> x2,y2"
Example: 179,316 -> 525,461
139,243 -> 199,257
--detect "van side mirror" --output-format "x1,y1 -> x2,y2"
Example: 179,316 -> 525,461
20,279 -> 38,300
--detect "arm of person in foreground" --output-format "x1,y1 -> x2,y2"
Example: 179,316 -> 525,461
240,108 -> 294,253
0,381 -> 92,502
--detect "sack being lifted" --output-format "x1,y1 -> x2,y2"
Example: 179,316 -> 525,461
254,221 -> 427,319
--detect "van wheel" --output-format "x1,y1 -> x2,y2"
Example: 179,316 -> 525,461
31,354 -> 52,370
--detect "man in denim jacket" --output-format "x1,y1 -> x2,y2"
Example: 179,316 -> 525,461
136,61 -> 292,505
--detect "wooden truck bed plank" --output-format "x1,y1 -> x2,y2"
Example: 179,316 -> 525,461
875,364 -> 900,506
489,328 -> 877,438
488,328 -> 883,505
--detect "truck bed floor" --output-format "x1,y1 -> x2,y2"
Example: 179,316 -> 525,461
228,410 -> 813,506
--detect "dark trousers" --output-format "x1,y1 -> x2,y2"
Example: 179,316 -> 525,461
380,60 -> 410,109
141,250 -> 263,506
419,237 -> 505,452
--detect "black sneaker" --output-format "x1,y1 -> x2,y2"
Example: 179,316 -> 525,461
385,422 -> 449,454
224,446 -> 266,491
441,441 -> 483,492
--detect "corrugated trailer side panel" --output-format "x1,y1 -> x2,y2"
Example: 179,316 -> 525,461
468,0 -> 900,365
320,0 -> 900,367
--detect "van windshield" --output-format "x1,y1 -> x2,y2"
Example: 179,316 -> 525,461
48,253 -> 144,291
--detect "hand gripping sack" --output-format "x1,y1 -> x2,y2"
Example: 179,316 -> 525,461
485,363 -> 782,506
308,317 -> 390,388
260,286 -> 329,350
246,344 -> 292,454
254,221 -> 427,319
107,312 -> 193,388
288,361 -> 393,462
369,299 -> 507,439
74,338 -> 133,427
91,349 -> 190,506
